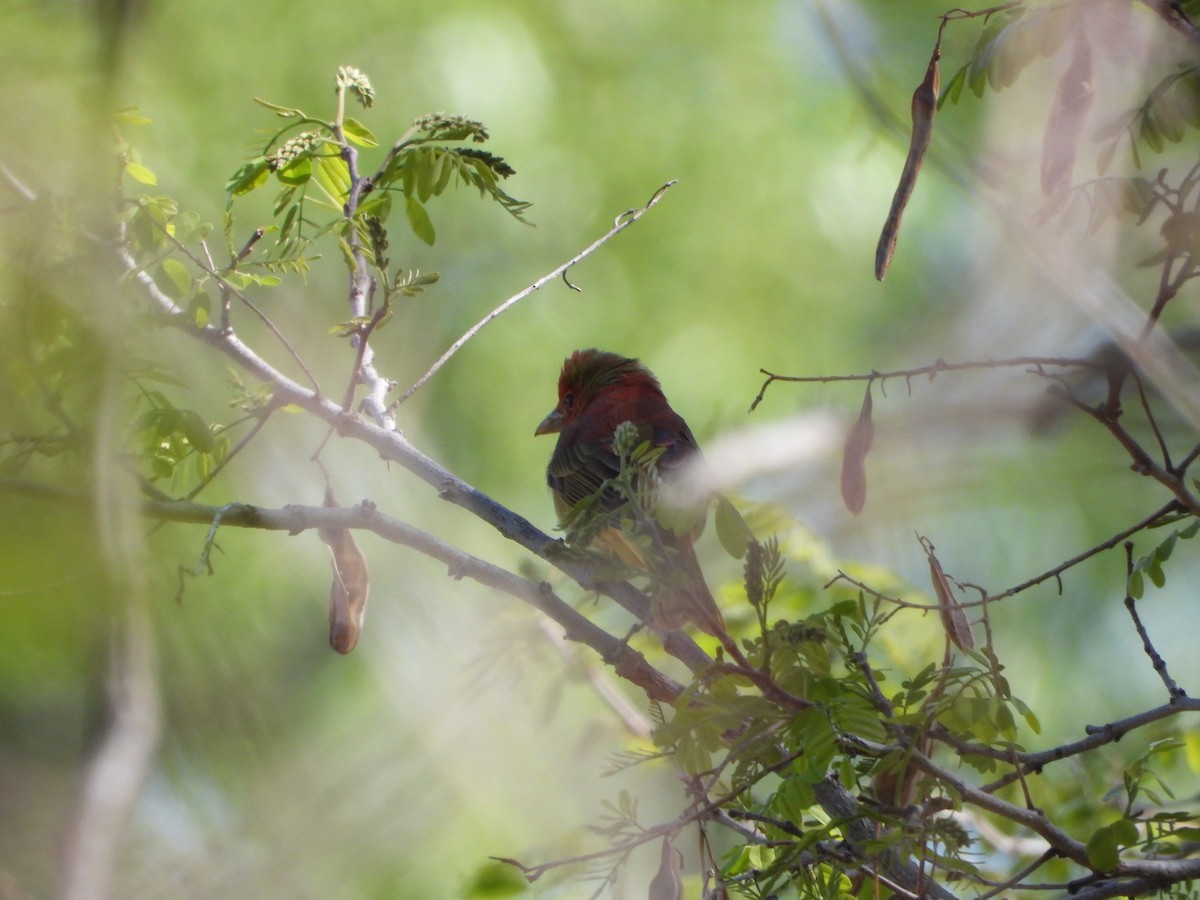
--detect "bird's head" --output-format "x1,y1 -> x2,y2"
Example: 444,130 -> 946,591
535,348 -> 660,436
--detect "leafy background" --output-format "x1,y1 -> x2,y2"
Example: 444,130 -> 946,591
1,0 -> 1197,897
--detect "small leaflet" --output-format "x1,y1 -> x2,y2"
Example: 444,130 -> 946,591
1041,26 -> 1094,199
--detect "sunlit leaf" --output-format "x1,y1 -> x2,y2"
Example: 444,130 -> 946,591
226,158 -> 270,196
277,156 -> 312,186
342,116 -> 379,148
158,258 -> 192,300
124,162 -> 158,185
405,196 -> 436,245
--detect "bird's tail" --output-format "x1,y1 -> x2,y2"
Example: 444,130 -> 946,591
649,536 -> 727,639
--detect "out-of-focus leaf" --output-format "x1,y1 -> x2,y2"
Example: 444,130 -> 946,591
124,162 -> 157,185
406,196 -> 436,245
714,495 -> 752,559
187,291 -> 211,328
159,258 -> 192,299
464,860 -> 526,897
179,410 -> 214,453
840,384 -> 874,514
1041,29 -> 1093,197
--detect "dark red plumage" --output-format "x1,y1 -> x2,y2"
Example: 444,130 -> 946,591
535,349 -> 725,636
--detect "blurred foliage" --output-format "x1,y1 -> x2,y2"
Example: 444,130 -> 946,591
2,0 -> 1200,898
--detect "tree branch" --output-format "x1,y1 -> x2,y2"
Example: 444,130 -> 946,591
392,179 -> 678,406
0,478 -> 687,704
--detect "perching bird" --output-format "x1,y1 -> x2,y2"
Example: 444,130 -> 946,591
535,348 -> 726,637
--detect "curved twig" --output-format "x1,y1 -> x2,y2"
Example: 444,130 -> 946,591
392,180 -> 678,406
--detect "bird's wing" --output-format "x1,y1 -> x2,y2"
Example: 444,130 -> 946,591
547,432 -> 621,509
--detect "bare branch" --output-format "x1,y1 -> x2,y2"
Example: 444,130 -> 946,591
1123,542 -> 1187,699
393,180 -> 678,406
1,478 -> 687,703
750,355 -> 1102,411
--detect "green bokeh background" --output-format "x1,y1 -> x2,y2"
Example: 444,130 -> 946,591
2,1 -> 1198,897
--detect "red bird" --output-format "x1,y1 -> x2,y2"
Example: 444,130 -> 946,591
535,349 -> 726,637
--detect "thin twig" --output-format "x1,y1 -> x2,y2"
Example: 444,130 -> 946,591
750,355 -> 1101,412
128,226 -> 322,395
984,500 -> 1181,603
392,180 -> 678,406
973,849 -> 1058,900
823,501 -> 1177,611
183,408 -> 275,501
1123,542 -> 1187,700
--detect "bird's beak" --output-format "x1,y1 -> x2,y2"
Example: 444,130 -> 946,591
535,408 -> 563,436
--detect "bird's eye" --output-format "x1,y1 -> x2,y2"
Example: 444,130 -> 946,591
563,391 -> 575,409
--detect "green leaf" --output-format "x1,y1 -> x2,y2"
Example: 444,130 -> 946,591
277,156 -> 312,186
329,316 -> 372,337
1111,818 -> 1140,847
187,291 -> 211,328
312,155 -> 350,203
151,455 -> 175,480
179,410 -> 214,453
938,65 -> 968,109
1086,825 -> 1120,872
463,860 -> 526,897
1128,569 -> 1144,599
416,150 -> 435,202
125,162 -> 158,185
714,496 -> 752,559
1140,111 -> 1165,153
159,258 -> 192,299
252,96 -> 305,118
227,158 -> 270,196
342,116 -> 379,148
405,197 -> 436,245
115,108 -> 152,125
1011,696 -> 1041,735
